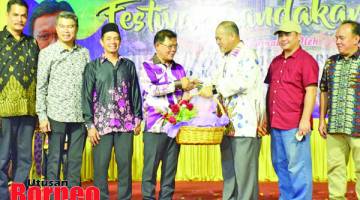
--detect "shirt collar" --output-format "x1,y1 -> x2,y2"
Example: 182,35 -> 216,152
338,48 -> 360,60
225,41 -> 244,57
54,41 -> 79,53
100,54 -> 122,63
3,26 -> 25,41
152,54 -> 174,67
281,46 -> 303,59
2,26 -> 11,38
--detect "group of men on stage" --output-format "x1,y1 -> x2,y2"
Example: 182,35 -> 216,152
0,0 -> 359,200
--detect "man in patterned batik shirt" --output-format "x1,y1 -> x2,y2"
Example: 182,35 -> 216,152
199,21 -> 265,200
0,1 -> 39,199
319,20 -> 360,199
140,29 -> 196,200
36,11 -> 90,188
83,23 -> 142,200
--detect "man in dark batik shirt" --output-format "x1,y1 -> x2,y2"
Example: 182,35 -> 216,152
0,1 -> 39,199
82,23 -> 142,200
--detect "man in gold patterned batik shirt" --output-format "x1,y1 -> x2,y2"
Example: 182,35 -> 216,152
319,20 -> 360,200
0,1 -> 39,199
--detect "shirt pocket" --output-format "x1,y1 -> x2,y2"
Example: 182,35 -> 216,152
282,65 -> 302,86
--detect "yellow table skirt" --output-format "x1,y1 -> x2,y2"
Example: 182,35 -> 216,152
29,119 -> 356,182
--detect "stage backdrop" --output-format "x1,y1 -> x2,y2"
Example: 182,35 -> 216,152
1,0 -> 359,181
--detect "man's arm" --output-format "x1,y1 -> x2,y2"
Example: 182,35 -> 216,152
82,62 -> 100,145
297,56 -> 319,137
130,62 -> 143,135
298,85 -> 317,136
36,50 -> 51,132
140,63 -> 193,97
257,86 -> 269,137
319,92 -> 328,138
318,64 -> 329,138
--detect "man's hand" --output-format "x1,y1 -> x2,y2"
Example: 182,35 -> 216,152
87,127 -> 100,146
134,120 -> 142,135
39,120 -> 51,133
198,85 -> 213,98
180,77 -> 195,91
318,119 -> 328,139
227,130 -> 235,137
257,115 -> 269,137
191,79 -> 202,87
182,92 -> 191,101
297,118 -> 311,136
225,122 -> 235,137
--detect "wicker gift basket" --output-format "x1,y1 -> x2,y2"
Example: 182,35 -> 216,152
176,98 -> 227,145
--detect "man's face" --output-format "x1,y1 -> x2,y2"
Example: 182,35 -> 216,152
100,31 -> 121,54
215,26 -> 234,54
56,17 -> 77,44
277,32 -> 300,51
336,24 -> 360,57
7,4 -> 28,34
155,37 -> 177,63
33,12 -> 59,49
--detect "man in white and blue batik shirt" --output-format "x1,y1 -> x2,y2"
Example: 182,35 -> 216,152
199,21 -> 265,200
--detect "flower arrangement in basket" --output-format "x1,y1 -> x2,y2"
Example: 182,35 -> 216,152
175,96 -> 229,145
158,92 -> 230,145
161,100 -> 197,137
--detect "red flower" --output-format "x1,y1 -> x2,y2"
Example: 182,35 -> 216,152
168,116 -> 177,124
186,103 -> 194,110
169,104 -> 180,114
179,99 -> 189,106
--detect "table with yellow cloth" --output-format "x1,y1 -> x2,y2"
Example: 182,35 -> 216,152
29,119 -> 356,182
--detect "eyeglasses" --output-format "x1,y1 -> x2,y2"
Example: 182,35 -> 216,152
57,24 -> 76,30
34,32 -> 57,41
160,43 -> 178,50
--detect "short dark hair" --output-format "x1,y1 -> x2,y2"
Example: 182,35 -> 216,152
29,1 -> 74,35
154,29 -> 177,45
217,21 -> 240,36
56,11 -> 78,28
341,20 -> 360,36
7,0 -> 28,12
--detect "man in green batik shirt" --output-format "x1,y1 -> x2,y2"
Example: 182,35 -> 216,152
0,0 -> 39,199
319,20 -> 360,200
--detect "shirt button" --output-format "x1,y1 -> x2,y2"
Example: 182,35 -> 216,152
280,70 -> 283,73
274,90 -> 277,93
277,80 -> 279,83
284,60 -> 286,63
273,100 -> 275,104
272,111 -> 275,114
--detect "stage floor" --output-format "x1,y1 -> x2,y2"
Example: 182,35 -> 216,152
81,181 -> 357,200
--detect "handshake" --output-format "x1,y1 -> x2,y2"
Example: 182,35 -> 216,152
178,77 -> 201,91
178,77 -> 214,98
